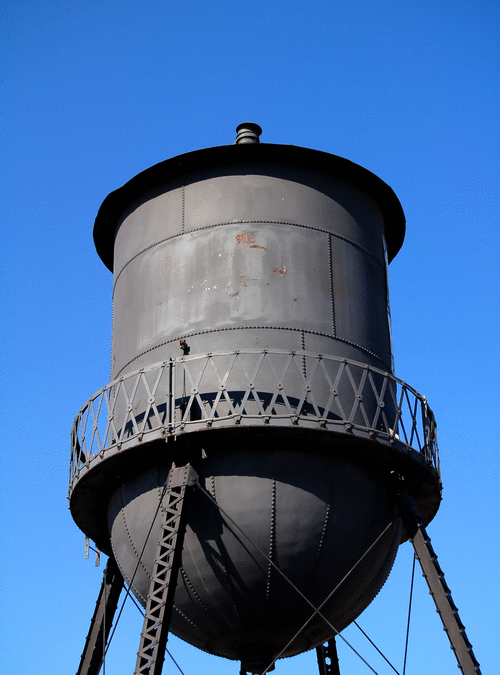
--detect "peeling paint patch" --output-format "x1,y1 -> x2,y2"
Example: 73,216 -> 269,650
273,264 -> 287,277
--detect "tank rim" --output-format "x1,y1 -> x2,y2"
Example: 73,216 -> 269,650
68,426 -> 441,556
93,142 -> 406,271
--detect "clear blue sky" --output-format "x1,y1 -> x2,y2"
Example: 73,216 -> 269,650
1,1 -> 498,674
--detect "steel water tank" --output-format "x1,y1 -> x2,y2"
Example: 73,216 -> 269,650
69,124 -> 441,670
104,128 -> 398,379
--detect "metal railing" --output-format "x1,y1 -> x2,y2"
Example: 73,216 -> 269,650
70,350 -> 439,484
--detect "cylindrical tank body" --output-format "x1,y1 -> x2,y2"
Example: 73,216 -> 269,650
71,127 -> 441,668
109,151 -> 397,380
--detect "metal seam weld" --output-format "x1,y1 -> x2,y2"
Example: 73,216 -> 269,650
329,233 -> 336,337
266,468 -> 277,605
113,329 -> 387,379
181,185 -> 185,235
178,566 -> 222,630
120,482 -> 152,583
111,219 -> 382,295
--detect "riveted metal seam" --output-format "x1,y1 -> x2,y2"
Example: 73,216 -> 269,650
178,566 -> 225,631
110,537 -> 148,605
172,602 -> 203,633
112,483 -> 151,604
208,473 -> 216,501
315,504 -> 331,561
265,462 -> 277,605
328,233 -> 336,337
202,469 -> 242,622
113,327 -> 389,379
301,330 -> 307,378
111,220 -> 382,296
181,185 -> 185,234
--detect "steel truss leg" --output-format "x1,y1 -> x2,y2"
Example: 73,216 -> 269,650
134,464 -> 199,675
77,557 -> 124,675
392,473 -> 481,675
316,639 -> 341,675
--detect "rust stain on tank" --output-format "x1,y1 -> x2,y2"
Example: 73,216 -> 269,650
236,232 -> 267,250
239,274 -> 257,287
273,264 -> 287,277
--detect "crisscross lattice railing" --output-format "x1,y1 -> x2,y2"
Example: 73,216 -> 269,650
69,350 -> 439,484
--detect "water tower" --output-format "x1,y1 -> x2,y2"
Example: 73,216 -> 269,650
69,124 -> 480,675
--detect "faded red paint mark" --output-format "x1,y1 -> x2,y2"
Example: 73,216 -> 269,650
236,232 -> 254,244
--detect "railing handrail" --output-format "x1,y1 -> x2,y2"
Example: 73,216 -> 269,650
70,350 -> 440,484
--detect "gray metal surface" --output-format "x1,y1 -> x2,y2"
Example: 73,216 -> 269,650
109,159 -> 395,381
109,452 -> 401,661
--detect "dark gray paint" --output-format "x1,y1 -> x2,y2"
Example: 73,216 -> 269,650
111,164 -> 393,380
108,451 -> 401,660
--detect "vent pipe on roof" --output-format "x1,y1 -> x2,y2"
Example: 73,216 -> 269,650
234,122 -> 262,144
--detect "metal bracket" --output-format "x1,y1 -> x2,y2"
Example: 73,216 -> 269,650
316,639 -> 341,675
76,557 -> 124,675
391,473 -> 481,675
134,464 -> 198,675
84,537 -> 101,566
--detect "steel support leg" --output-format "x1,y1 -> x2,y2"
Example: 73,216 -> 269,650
134,464 -> 198,675
316,639 -> 341,675
77,557 -> 124,675
392,473 -> 481,675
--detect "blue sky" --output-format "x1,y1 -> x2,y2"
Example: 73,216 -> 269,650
1,1 -> 498,673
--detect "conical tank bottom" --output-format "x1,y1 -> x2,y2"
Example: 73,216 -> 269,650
108,450 -> 401,661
